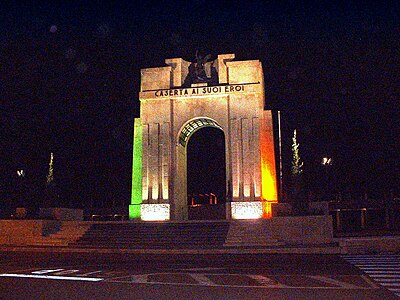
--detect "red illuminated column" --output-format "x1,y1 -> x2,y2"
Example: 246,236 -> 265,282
260,110 -> 278,218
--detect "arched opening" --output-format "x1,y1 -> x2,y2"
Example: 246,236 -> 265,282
187,127 -> 226,220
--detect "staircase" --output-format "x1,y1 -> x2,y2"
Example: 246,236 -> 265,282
30,221 -> 91,247
71,221 -> 230,249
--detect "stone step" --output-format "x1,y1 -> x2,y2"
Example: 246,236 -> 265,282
72,222 -> 230,249
44,223 -> 91,245
29,238 -> 69,247
76,238 -> 225,242
224,240 -> 285,246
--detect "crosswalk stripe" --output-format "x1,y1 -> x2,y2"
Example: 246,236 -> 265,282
354,265 -> 400,268
381,283 -> 400,287
359,267 -> 400,270
342,255 -> 400,298
364,271 -> 400,274
345,255 -> 400,258
348,259 -> 400,266
369,275 -> 400,278
360,266 -> 400,269
347,258 -> 400,260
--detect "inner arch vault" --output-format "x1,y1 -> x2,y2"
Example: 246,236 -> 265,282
179,118 -> 222,147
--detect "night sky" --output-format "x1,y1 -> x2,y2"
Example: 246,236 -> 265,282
1,1 -> 399,213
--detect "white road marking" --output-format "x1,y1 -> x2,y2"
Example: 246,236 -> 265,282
177,267 -> 225,271
31,269 -> 64,274
367,274 -> 400,278
247,275 -> 288,288
131,274 -> 150,283
105,273 -> 377,290
377,278 -> 400,282
381,283 -> 400,287
0,273 -> 103,282
364,271 -> 400,274
0,266 -> 379,291
354,263 -> 400,266
309,275 -> 371,289
54,270 -> 80,275
188,273 -> 216,286
78,270 -> 103,276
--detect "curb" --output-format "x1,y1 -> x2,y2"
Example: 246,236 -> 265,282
0,244 -> 342,255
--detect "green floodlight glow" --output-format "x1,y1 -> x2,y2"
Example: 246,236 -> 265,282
129,118 -> 143,219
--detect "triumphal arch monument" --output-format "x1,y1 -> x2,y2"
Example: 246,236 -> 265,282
130,54 -> 277,221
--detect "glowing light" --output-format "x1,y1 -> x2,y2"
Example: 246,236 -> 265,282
262,201 -> 272,218
260,116 -> 278,207
322,157 -> 332,166
130,118 -> 143,219
141,204 -> 170,221
17,169 -> 25,177
260,116 -> 278,218
261,163 -> 276,200
243,176 -> 250,197
231,202 -> 263,219
151,186 -> 159,200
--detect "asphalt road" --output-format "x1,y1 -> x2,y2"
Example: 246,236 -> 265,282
0,251 -> 397,299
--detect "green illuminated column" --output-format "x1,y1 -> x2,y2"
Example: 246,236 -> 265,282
129,118 -> 143,219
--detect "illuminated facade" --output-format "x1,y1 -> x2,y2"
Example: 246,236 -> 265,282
130,54 -> 277,220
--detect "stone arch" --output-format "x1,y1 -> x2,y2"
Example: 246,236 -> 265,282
130,54 -> 278,221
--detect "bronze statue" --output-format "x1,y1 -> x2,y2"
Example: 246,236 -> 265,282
183,51 -> 218,86
194,50 -> 211,82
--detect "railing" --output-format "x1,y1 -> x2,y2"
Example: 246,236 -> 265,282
188,193 -> 218,206
329,207 -> 398,232
89,214 -> 127,221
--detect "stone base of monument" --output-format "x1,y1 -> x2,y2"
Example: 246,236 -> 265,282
39,208 -> 83,221
271,202 -> 330,217
224,215 -> 334,247
271,203 -> 293,217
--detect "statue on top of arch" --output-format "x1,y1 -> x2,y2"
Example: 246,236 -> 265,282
183,50 -> 219,87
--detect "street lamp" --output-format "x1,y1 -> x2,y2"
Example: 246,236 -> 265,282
322,157 -> 332,166
16,168 -> 26,218
321,157 -> 332,200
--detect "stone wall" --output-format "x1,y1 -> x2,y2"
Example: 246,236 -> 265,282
272,215 -> 333,244
339,236 -> 400,254
0,220 -> 89,246
225,215 -> 334,246
39,208 -> 83,220
0,220 -> 55,245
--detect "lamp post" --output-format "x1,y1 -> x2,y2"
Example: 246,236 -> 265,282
278,110 -> 283,203
16,168 -> 26,218
321,157 -> 332,200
